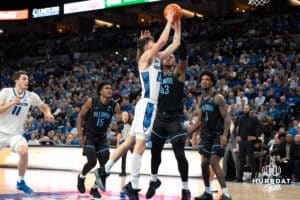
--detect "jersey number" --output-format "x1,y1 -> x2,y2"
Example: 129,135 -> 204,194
12,106 -> 22,116
160,85 -> 169,95
97,118 -> 104,127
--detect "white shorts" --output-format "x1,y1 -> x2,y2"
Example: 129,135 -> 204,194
129,98 -> 157,141
0,132 -> 28,153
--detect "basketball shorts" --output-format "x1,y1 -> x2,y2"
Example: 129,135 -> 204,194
129,98 -> 157,141
152,113 -> 186,144
198,132 -> 225,158
0,132 -> 28,153
83,135 -> 110,156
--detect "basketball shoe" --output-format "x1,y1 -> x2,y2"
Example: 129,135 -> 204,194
146,179 -> 161,198
123,182 -> 141,200
16,180 -> 34,196
94,167 -> 109,192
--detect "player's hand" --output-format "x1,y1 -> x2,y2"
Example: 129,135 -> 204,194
140,30 -> 151,39
166,9 -> 175,23
78,134 -> 84,146
44,113 -> 55,122
191,134 -> 198,149
221,135 -> 227,148
10,96 -> 21,106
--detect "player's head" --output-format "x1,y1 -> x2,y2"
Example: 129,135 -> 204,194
162,54 -> 176,68
137,35 -> 154,60
13,70 -> 29,90
97,81 -> 113,97
199,70 -> 217,89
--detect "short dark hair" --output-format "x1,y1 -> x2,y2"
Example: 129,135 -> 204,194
97,81 -> 112,95
12,70 -> 28,81
199,70 -> 217,86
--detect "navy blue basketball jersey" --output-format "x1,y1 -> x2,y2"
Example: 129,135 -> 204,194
200,92 -> 224,133
158,72 -> 184,114
83,97 -> 116,137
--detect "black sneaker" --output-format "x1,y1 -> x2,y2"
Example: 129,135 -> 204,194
77,174 -> 85,193
221,194 -> 232,200
181,189 -> 191,200
146,179 -> 161,199
194,192 -> 213,200
94,167 -> 109,192
123,182 -> 141,200
90,188 -> 101,200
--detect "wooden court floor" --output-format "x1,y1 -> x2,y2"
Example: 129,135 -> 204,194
0,168 -> 299,200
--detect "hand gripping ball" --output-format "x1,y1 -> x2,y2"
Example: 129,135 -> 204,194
164,3 -> 183,22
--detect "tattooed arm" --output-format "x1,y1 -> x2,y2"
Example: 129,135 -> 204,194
215,94 -> 231,147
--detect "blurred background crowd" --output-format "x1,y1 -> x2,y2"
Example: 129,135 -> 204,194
0,10 -> 300,182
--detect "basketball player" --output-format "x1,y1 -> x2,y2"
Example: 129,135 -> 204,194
94,10 -> 181,200
76,81 -> 121,199
0,70 -> 54,196
145,41 -> 191,200
188,71 -> 232,200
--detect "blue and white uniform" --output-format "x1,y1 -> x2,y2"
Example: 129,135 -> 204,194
0,88 -> 42,152
130,57 -> 161,139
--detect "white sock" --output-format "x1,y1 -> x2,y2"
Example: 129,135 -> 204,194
18,176 -> 24,182
222,188 -> 230,197
182,181 -> 189,190
130,153 -> 142,189
205,186 -> 211,194
150,174 -> 158,182
105,159 -> 115,173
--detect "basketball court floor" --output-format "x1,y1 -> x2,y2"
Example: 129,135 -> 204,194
0,168 -> 299,200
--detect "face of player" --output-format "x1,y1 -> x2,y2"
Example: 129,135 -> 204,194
200,75 -> 213,89
100,84 -> 112,98
162,54 -> 176,68
16,74 -> 29,91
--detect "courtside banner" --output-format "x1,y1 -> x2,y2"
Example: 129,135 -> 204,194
32,6 -> 60,18
64,0 -> 105,14
0,146 -> 201,177
0,9 -> 28,20
105,0 -> 161,8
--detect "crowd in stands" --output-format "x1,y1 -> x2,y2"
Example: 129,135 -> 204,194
0,12 -> 300,182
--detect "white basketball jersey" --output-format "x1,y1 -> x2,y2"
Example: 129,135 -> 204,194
0,88 -> 42,135
139,57 -> 161,103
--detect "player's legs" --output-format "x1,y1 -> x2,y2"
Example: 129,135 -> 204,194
105,135 -> 135,173
11,135 -> 33,196
17,145 -> 28,177
171,134 -> 191,200
130,137 -> 147,189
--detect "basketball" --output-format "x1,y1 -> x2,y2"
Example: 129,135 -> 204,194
163,3 -> 182,22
